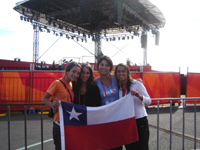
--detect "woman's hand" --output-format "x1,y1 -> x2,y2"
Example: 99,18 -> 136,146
52,98 -> 59,114
131,90 -> 143,101
137,78 -> 143,83
52,98 -> 59,107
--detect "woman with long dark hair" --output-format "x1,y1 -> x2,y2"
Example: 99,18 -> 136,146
73,63 -> 101,106
115,63 -> 151,150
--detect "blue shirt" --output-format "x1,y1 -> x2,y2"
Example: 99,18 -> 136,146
96,75 -> 119,105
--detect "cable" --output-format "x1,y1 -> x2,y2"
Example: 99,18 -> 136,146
109,42 -> 130,58
37,37 -> 61,61
107,41 -> 128,56
72,39 -> 95,56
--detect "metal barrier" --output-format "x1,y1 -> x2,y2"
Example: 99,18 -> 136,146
151,97 -> 199,150
0,103 -> 45,150
0,98 -> 199,150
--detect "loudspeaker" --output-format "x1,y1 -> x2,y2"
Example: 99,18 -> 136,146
141,34 -> 147,49
155,31 -> 160,46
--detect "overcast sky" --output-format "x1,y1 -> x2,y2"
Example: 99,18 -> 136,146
0,0 -> 200,74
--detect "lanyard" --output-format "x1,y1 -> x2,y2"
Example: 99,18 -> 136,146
59,79 -> 72,103
99,75 -> 113,97
122,87 -> 127,97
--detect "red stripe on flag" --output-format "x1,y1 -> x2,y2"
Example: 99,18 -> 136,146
63,117 -> 138,150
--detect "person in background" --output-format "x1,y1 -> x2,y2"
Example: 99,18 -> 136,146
115,63 -> 151,150
73,63 -> 101,106
42,62 -> 81,150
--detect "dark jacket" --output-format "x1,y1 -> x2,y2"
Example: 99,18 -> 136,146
73,84 -> 102,107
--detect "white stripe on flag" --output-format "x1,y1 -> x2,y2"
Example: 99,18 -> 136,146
87,94 -> 134,125
59,101 -> 65,150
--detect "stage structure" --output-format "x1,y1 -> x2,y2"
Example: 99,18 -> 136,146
14,0 -> 165,64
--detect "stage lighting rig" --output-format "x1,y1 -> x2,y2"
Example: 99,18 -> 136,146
39,27 -> 43,32
48,18 -> 52,25
20,16 -> 23,20
65,34 -> 70,39
102,32 -> 135,42
58,24 -> 63,29
13,0 -> 166,65
53,22 -> 56,27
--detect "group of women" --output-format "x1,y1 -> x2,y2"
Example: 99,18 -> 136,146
42,55 -> 151,150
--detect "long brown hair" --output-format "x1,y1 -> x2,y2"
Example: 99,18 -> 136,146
65,61 -> 81,73
115,63 -> 132,94
75,63 -> 95,92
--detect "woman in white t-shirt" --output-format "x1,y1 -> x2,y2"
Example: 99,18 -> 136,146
115,63 -> 151,150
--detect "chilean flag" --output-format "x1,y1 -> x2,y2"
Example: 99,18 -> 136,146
59,94 -> 138,150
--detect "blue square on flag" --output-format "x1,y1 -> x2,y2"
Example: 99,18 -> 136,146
61,101 -> 87,126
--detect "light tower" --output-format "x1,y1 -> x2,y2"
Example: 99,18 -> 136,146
33,23 -> 39,64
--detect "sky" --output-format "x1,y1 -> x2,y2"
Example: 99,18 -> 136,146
0,0 -> 200,74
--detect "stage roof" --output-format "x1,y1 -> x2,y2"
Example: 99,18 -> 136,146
14,0 -> 165,35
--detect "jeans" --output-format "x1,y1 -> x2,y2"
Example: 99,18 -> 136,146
53,122 -> 61,150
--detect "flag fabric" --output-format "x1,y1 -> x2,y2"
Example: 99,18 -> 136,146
59,94 -> 138,150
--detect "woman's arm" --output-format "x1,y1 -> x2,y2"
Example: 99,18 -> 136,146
42,92 -> 53,107
42,92 -> 59,114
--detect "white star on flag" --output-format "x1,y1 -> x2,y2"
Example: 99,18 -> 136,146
66,107 -> 82,121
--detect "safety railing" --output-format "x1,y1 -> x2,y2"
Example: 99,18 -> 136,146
151,97 -> 199,150
0,103 -> 45,150
0,98 -> 199,150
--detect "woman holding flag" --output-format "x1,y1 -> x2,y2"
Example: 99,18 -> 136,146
115,63 -> 151,150
95,55 -> 122,150
95,55 -> 119,105
42,62 -> 81,150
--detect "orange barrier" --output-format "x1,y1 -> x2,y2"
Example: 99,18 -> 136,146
143,72 -> 181,105
0,71 -> 182,112
0,71 -> 64,113
186,73 -> 200,104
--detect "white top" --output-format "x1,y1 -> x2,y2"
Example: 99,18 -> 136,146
119,80 -> 151,119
